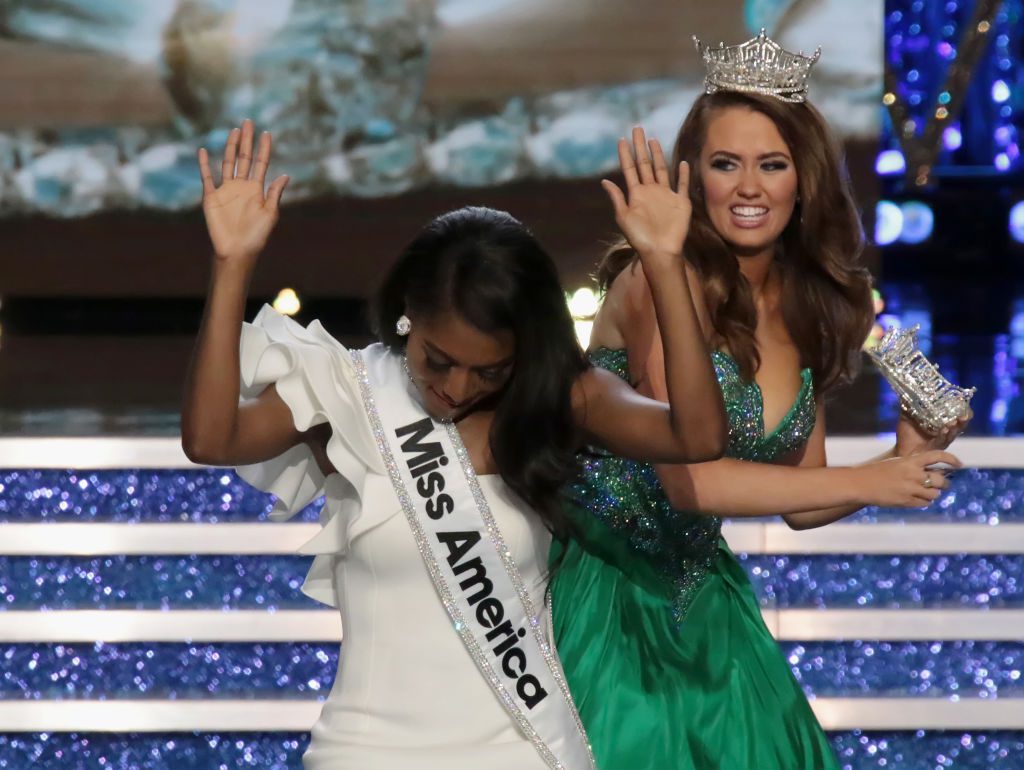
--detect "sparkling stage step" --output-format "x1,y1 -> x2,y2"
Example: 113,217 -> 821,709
1,436 -> 1022,755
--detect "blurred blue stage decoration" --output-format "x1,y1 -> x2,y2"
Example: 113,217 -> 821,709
0,0 -> 881,216
882,0 -> 1023,186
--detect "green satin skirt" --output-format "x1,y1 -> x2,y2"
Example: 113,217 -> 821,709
551,527 -> 839,770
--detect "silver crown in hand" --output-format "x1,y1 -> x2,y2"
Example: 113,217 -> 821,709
867,325 -> 975,434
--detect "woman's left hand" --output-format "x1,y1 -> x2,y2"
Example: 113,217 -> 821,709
894,409 -> 972,457
601,126 -> 691,274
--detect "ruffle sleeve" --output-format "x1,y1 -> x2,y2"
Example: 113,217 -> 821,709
234,305 -> 397,607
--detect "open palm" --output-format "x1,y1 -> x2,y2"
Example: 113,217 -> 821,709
198,120 -> 289,263
602,126 -> 692,263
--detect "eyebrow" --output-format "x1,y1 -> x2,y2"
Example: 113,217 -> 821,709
710,150 -> 792,162
424,341 -> 515,371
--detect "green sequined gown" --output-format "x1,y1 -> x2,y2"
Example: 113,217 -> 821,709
551,348 -> 839,770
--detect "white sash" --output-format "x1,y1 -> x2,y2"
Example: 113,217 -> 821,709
350,349 -> 594,770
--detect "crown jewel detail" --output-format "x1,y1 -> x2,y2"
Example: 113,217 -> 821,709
693,29 -> 821,104
867,325 -> 976,434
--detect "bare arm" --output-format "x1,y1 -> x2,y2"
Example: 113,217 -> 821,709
181,120 -> 301,467
654,400 -> 961,526
576,127 -> 727,463
775,403 -> 886,528
776,405 -> 968,529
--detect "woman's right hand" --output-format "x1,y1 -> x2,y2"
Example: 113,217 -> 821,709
198,119 -> 289,264
601,126 -> 692,276
857,450 -> 962,508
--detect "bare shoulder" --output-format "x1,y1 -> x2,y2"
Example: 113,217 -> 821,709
614,262 -> 654,315
590,265 -> 653,349
615,260 -> 704,326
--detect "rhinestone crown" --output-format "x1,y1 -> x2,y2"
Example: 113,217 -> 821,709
867,325 -> 975,434
693,29 -> 821,104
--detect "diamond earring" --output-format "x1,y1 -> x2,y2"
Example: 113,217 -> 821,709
396,315 -> 412,336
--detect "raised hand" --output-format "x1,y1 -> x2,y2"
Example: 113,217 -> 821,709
198,119 -> 289,264
601,126 -> 692,273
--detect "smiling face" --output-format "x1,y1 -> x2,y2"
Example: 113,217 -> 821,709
403,310 -> 516,422
699,106 -> 799,258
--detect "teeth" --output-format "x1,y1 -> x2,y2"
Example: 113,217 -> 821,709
732,206 -> 768,217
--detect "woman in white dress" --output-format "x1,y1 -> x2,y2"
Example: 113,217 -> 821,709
181,120 -> 728,770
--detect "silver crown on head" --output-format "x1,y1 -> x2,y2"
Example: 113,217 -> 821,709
693,29 -> 821,104
867,325 -> 975,435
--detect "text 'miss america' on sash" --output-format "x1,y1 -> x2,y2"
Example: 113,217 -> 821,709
396,417 -> 548,709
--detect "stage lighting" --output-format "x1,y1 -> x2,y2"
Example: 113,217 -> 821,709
875,201 -> 903,246
898,201 -> 934,244
943,126 -> 962,151
875,150 -> 906,175
992,80 -> 1011,103
1012,300 -> 1024,337
567,287 -> 599,319
1010,299 -> 1024,358
863,289 -> 887,350
567,287 -> 599,348
1010,201 -> 1024,244
273,288 -> 301,316
574,320 -> 594,348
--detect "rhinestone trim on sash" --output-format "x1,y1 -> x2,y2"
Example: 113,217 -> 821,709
350,349 -> 594,770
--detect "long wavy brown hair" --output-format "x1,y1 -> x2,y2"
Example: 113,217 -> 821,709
597,91 -> 874,394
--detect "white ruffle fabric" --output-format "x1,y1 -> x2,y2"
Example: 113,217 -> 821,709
235,304 -> 397,607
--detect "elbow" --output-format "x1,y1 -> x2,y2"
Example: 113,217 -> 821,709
703,423 -> 730,461
709,411 -> 730,458
181,432 -> 227,467
677,423 -> 728,464
181,436 -> 213,466
180,408 -> 240,466
783,514 -> 814,531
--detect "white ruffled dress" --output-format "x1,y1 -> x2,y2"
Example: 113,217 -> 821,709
236,306 -> 553,770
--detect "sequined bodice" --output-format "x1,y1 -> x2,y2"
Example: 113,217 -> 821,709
567,347 -> 816,622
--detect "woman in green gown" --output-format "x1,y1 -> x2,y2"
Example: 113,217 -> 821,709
551,36 -> 967,770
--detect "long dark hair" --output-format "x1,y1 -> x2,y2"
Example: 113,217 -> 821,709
373,206 -> 589,538
598,92 -> 874,394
